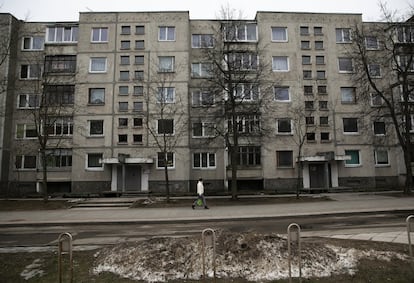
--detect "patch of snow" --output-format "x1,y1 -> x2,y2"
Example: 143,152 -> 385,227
20,258 -> 45,280
93,231 -> 410,282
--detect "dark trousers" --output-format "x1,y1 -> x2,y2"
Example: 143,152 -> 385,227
193,194 -> 207,207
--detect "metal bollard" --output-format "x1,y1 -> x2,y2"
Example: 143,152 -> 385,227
201,228 -> 216,282
58,232 -> 73,283
407,215 -> 414,258
287,223 -> 302,283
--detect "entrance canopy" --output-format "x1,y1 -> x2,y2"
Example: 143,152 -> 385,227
298,152 -> 351,162
100,157 -> 154,164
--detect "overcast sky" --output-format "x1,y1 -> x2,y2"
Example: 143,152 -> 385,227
1,0 -> 413,22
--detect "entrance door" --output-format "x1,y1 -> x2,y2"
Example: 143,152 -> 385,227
309,163 -> 326,188
117,165 -> 142,191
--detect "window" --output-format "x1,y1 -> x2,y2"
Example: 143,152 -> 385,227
314,26 -> 323,35
271,27 -> 288,42
135,25 -> 145,35
119,102 -> 128,111
272,56 -> 289,71
133,134 -> 143,143
374,121 -> 386,135
396,26 -> 414,43
89,57 -> 107,73
397,55 -> 414,72
226,52 -> 258,71
320,116 -> 329,126
22,36 -> 44,50
305,101 -> 314,110
193,152 -> 216,169
370,93 -> 384,107
119,86 -> 129,95
157,152 -> 174,168
228,115 -> 260,134
44,149 -> 72,168
191,63 -> 212,77
302,55 -> 311,65
301,40 -> 310,49
274,86 -> 290,102
46,26 -> 78,43
304,85 -> 313,95
91,27 -> 108,42
192,34 -> 214,48
120,56 -> 130,65
223,23 -> 257,42
44,85 -> 75,105
193,122 -> 215,137
192,90 -> 214,106
120,71 -> 129,81
300,26 -> 309,35
120,40 -> 130,49
306,132 -> 316,142
20,64 -> 41,79
277,151 -> 293,168
158,56 -> 175,72
234,84 -> 259,101
368,64 -> 381,78
135,55 -> 144,65
118,134 -> 128,144
16,124 -> 37,139
89,120 -> 104,136
157,87 -> 175,103
133,102 -> 143,112
316,56 -> 325,65
15,155 -> 37,169
318,85 -> 327,94
118,118 -> 128,127
375,150 -> 389,166
319,101 -> 328,110
135,40 -> 145,49
276,118 -> 293,134
336,28 -> 352,43
321,132 -> 330,142
134,86 -> 144,96
87,153 -> 103,169
343,118 -> 358,133
18,94 -> 40,109
365,36 -> 379,49
134,70 -> 144,81
45,55 -> 76,73
341,87 -> 356,104
159,26 -> 175,41
133,117 -> 143,127
235,146 -> 261,166
45,117 -> 73,137
121,25 -> 131,35
338,58 -> 353,72
305,116 -> 314,126
303,70 -> 312,79
315,41 -> 324,50
345,150 -> 360,166
157,119 -> 174,135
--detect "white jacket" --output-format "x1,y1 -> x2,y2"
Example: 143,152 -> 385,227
197,181 -> 204,195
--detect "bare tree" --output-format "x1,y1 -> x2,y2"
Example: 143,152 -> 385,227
351,2 -> 414,194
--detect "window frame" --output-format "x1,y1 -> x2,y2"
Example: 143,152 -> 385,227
343,118 -> 359,134
89,57 -> 107,73
375,149 -> 390,166
91,27 -> 108,43
336,28 -> 352,43
277,150 -> 294,168
22,36 -> 44,50
276,118 -> 293,135
86,153 -> 104,170
272,56 -> 289,72
271,27 -> 288,42
193,152 -> 216,169
274,86 -> 290,102
157,119 -> 174,135
158,26 -> 176,41
88,120 -> 104,136
157,152 -> 175,169
344,150 -> 361,167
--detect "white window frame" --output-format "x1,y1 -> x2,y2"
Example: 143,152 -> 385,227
336,28 -> 352,43
157,87 -> 175,104
192,90 -> 214,107
373,121 -> 386,136
276,150 -> 294,168
370,93 -> 384,107
233,83 -> 260,101
20,64 -> 41,79
45,117 -> 73,137
274,86 -> 290,102
343,118 -> 359,134
271,27 -> 288,42
156,152 -> 175,169
89,57 -> 107,73
86,153 -> 104,171
191,62 -> 212,78
158,26 -> 175,41
191,34 -> 214,48
344,150 -> 361,167
16,124 -> 37,139
365,36 -> 379,50
89,88 -> 105,104
193,152 -> 216,169
224,23 -> 258,42
15,155 -> 37,170
338,57 -> 353,73
88,120 -> 104,137
22,36 -> 44,50
368,64 -> 382,78
340,87 -> 356,104
375,149 -> 390,166
272,56 -> 289,72
158,56 -> 175,72
91,27 -> 108,43
46,26 -> 78,43
192,122 -> 215,138
17,94 -> 40,109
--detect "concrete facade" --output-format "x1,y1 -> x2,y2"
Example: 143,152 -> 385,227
0,11 -> 410,196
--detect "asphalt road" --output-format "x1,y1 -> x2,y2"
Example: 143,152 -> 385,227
0,210 -> 408,251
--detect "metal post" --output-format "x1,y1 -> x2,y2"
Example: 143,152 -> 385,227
407,215 -> 414,258
287,223 -> 302,283
58,232 -> 73,283
201,228 -> 216,282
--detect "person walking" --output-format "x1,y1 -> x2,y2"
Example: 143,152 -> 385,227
192,178 -> 209,209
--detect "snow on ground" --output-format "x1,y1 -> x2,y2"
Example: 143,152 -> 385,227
20,258 -> 45,281
93,231 -> 409,282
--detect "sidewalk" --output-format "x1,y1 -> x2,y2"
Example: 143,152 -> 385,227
0,192 -> 413,244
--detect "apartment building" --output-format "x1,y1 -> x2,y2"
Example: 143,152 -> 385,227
0,11 -> 409,196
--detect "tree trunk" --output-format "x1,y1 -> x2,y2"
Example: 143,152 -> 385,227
403,150 -> 413,195
164,162 -> 170,203
41,150 -> 48,202
230,147 -> 238,200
